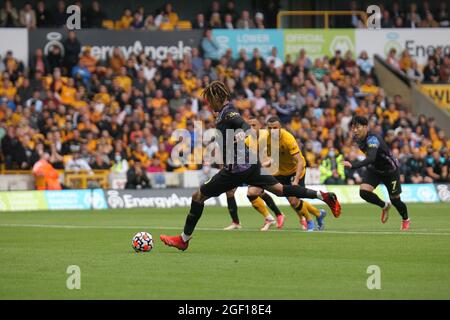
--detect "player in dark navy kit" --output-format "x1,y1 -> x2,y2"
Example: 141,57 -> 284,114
343,116 -> 410,230
160,81 -> 341,250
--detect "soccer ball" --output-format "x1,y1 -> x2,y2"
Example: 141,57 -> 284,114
132,232 -> 154,252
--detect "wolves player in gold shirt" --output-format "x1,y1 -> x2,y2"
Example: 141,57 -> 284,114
224,116 -> 327,231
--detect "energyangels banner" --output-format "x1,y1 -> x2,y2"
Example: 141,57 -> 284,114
24,28 -> 448,65
419,85 -> 450,112
0,184 -> 443,212
29,29 -> 203,62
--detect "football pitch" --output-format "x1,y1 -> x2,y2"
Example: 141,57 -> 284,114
0,203 -> 449,300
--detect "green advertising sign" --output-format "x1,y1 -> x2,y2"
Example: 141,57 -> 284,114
284,29 -> 356,61
0,191 -> 48,211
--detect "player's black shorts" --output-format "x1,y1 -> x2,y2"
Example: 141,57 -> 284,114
274,174 -> 305,187
362,168 -> 402,196
200,164 -> 279,198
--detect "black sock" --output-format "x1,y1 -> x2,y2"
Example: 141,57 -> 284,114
261,193 -> 282,216
391,197 -> 409,220
183,200 -> 204,236
360,190 -> 385,208
282,185 -> 318,199
227,196 -> 239,224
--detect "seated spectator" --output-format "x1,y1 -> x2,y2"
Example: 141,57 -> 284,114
20,2 -> 36,29
255,12 -> 265,29
399,50 -> 411,72
380,9 -> 394,28
65,152 -> 93,173
165,2 -> 179,27
224,13 -> 234,29
53,0 -> 67,27
319,148 -> 345,184
147,157 -> 164,173
439,56 -> 450,83
248,48 -> 266,75
394,15 -> 405,28
125,161 -> 151,189
420,11 -> 439,27
265,47 -> 283,69
236,10 -> 255,29
119,8 -> 133,29
86,1 -> 106,28
386,48 -> 399,69
79,47 -> 97,74
192,13 -> 206,29
144,15 -> 157,30
209,12 -> 222,28
35,0 -> 52,27
406,59 -> 424,83
425,150 -> 448,182
436,1 -> 449,27
344,149 -> 363,185
131,11 -> 145,29
423,58 -> 440,83
91,153 -> 111,170
359,76 -> 379,96
72,60 -> 91,88
406,3 -> 421,28
32,152 -> 62,190
405,148 -> 426,183
0,0 -> 20,27
273,95 -> 296,124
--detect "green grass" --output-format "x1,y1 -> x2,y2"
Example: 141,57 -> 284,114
0,203 -> 449,300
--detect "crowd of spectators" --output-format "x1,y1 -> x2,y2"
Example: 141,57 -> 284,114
0,0 -> 449,30
0,24 -> 449,186
347,0 -> 449,28
386,46 -> 450,84
0,0 -> 279,30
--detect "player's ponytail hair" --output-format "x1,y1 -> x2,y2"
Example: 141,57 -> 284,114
202,80 -> 231,110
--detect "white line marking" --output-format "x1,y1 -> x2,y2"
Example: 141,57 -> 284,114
0,224 -> 449,236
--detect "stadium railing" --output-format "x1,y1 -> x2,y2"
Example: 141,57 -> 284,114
64,170 -> 109,189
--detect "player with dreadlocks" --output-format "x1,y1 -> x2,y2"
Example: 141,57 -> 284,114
160,81 -> 341,251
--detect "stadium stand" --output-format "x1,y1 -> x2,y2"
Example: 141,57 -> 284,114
0,1 -> 449,189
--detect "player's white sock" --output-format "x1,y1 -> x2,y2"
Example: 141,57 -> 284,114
317,191 -> 323,200
383,202 -> 390,209
181,232 -> 191,242
267,214 -> 275,221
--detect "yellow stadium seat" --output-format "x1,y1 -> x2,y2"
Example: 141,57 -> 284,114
176,20 -> 192,30
160,22 -> 174,31
102,20 -> 114,29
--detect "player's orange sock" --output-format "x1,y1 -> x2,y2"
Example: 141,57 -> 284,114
248,196 -> 273,220
304,201 -> 321,218
293,200 -> 312,221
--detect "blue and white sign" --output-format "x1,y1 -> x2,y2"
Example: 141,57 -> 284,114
212,29 -> 284,60
378,184 -> 439,203
45,189 -> 107,210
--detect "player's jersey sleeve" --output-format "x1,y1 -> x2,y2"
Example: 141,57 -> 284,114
367,135 -> 380,151
351,135 -> 379,169
224,111 -> 250,131
282,131 -> 300,155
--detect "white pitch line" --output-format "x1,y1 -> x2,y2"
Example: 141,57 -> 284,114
0,223 -> 450,236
